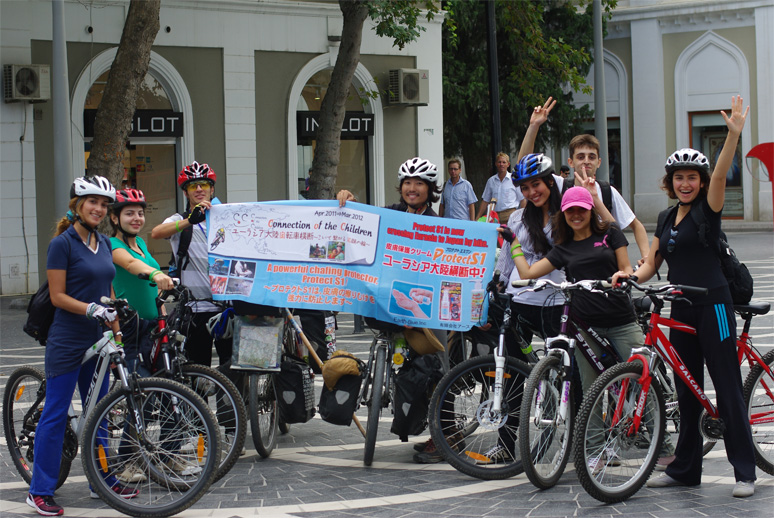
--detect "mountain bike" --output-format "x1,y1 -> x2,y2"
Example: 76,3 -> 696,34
3,298 -> 221,517
572,281 -> 773,503
137,277 -> 247,483
426,272 -> 536,480
513,278 -> 678,490
240,307 -> 318,458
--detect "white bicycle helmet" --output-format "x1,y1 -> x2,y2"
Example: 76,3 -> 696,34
70,175 -> 116,201
398,157 -> 438,184
206,308 -> 234,340
665,148 -> 710,175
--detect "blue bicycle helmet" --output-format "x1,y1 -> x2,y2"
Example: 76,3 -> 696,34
512,153 -> 554,186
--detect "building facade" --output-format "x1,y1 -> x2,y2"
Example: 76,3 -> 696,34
572,0 -> 773,223
0,0 -> 443,295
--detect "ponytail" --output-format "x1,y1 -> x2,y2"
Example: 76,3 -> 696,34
53,198 -> 81,237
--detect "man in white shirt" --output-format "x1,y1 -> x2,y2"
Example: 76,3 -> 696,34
476,152 -> 524,223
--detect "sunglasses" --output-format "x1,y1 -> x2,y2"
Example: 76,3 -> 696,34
667,227 -> 678,253
186,180 -> 212,191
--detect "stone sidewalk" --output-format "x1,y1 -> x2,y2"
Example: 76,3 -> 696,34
1,297 -> 773,517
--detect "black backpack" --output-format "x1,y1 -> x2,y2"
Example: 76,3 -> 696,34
24,281 -> 56,346
275,355 -> 316,424
24,238 -> 71,346
390,354 -> 443,441
656,203 -> 753,305
562,179 -> 613,213
168,212 -> 193,278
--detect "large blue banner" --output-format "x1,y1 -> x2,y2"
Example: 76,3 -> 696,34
207,200 -> 497,330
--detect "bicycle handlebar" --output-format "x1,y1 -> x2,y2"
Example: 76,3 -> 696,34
621,279 -> 708,298
511,278 -> 613,291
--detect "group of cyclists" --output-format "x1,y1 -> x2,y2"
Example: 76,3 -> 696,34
27,94 -> 756,516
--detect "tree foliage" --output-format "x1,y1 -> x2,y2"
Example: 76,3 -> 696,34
443,0 -> 614,195
307,0 -> 438,201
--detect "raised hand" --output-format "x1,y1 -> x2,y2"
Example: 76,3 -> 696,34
574,169 -> 599,199
529,97 -> 557,127
721,95 -> 749,136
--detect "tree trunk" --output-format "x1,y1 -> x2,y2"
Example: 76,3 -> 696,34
306,0 -> 369,201
85,0 -> 160,187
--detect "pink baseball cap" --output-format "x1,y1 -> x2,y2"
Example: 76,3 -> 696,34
561,186 -> 594,211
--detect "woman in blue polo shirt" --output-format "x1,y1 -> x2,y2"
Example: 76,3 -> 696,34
26,176 -> 138,517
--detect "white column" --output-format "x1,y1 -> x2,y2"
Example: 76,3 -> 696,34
0,1 -> 38,294
755,5 -> 773,222
223,48 -> 257,203
630,19 -> 666,222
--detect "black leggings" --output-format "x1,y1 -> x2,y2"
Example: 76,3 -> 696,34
666,302 -> 756,484
185,311 -> 233,368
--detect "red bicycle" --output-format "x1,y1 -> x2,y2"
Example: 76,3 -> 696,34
572,281 -> 772,503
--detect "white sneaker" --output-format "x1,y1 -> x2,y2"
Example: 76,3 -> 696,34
164,457 -> 202,477
604,447 -> 621,467
117,464 -> 147,483
732,480 -> 754,498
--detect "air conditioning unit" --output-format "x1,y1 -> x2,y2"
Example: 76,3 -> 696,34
388,68 -> 429,106
4,64 -> 51,103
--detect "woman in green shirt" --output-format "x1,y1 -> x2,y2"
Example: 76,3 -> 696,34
110,188 -> 174,372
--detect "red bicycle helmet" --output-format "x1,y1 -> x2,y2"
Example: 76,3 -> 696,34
177,161 -> 216,190
112,189 -> 147,212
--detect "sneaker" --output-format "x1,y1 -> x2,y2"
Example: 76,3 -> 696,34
413,438 -> 433,452
117,463 -> 147,483
604,447 -> 621,467
732,480 -> 755,498
26,494 -> 63,516
474,443 -> 514,465
89,484 -> 140,499
413,434 -> 465,464
165,457 -> 203,476
646,474 -> 689,488
655,454 -> 676,471
194,379 -> 218,398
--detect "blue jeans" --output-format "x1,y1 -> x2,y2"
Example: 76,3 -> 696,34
29,357 -> 109,496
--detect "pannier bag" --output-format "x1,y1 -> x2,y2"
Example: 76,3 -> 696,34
319,351 -> 364,426
275,355 -> 316,424
390,354 -> 443,441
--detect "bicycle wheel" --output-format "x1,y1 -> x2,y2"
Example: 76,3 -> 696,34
180,363 -> 247,482
427,354 -> 531,480
2,366 -> 72,489
249,372 -> 278,458
447,331 -> 474,368
364,345 -> 387,466
743,349 -> 774,475
81,378 -> 220,518
573,361 -> 664,503
519,355 -> 572,489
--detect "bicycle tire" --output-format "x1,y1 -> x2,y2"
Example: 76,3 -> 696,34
427,354 -> 531,480
180,363 -> 247,482
2,366 -> 71,489
249,372 -> 278,458
81,377 -> 220,518
364,345 -> 387,466
519,354 -> 573,489
743,349 -> 774,475
572,361 -> 664,503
